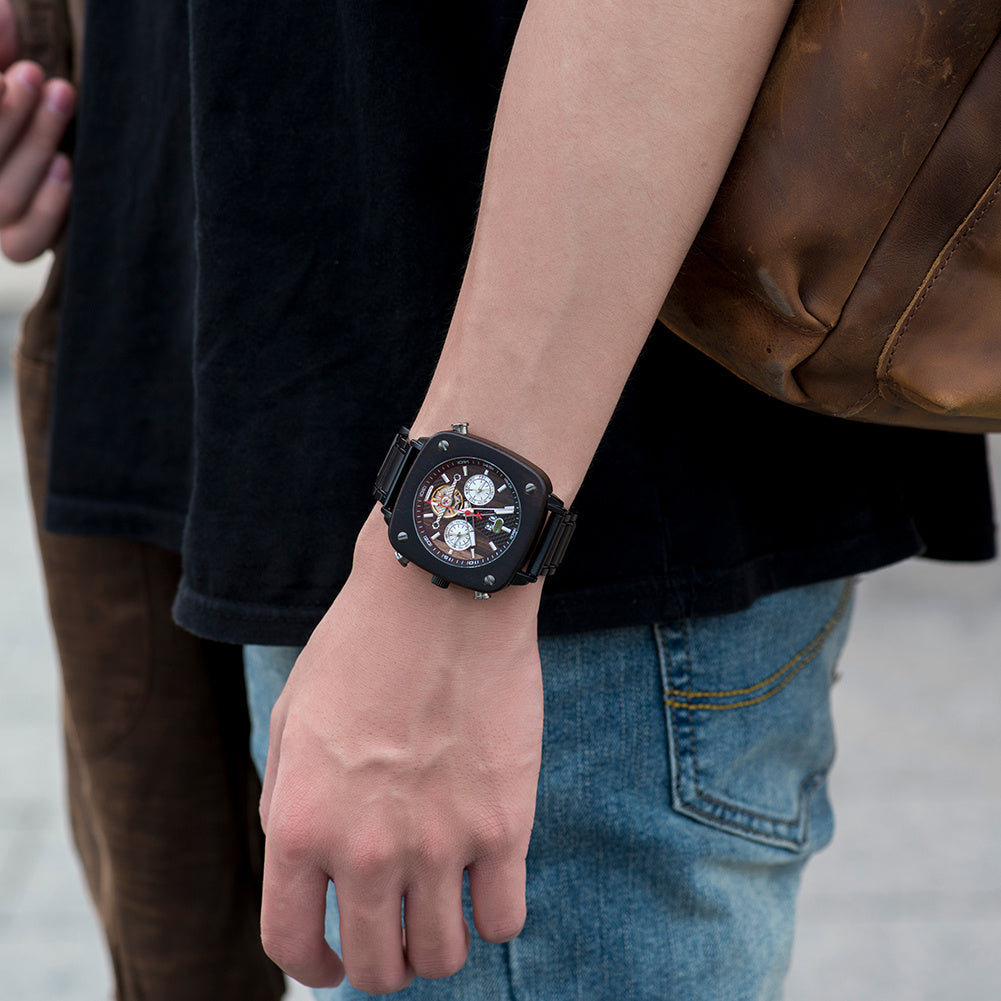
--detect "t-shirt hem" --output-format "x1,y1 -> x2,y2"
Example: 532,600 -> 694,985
170,522 -> 939,647
538,522 -> 928,636
45,493 -> 185,552
172,581 -> 331,646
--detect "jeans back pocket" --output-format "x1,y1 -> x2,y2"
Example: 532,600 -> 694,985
656,578 -> 854,853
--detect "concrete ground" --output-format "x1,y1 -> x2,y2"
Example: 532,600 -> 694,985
1,260 -> 999,1000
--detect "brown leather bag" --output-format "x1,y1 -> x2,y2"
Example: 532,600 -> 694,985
660,0 -> 1001,432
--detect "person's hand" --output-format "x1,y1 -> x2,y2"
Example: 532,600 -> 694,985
0,1 -> 75,262
259,511 -> 544,993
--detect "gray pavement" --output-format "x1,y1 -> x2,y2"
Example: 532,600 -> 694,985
1,282 -> 999,1000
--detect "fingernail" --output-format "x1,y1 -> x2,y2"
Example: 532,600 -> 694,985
13,62 -> 43,94
44,81 -> 76,116
47,154 -> 72,184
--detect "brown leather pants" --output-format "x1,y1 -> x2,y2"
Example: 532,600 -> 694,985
14,258 -> 285,1001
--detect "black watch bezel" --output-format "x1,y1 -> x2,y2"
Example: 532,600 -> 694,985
378,428 -> 560,593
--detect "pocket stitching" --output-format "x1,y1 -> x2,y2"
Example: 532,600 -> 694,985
658,580 -> 852,847
663,581 -> 852,710
665,624 -> 812,834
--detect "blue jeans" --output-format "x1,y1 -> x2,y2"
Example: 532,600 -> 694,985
245,578 -> 853,1001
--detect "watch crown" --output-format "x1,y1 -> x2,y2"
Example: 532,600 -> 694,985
430,575 -> 451,589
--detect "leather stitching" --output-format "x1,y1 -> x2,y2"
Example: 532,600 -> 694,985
882,171 -> 1001,404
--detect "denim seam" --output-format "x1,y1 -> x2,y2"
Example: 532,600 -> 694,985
679,764 -> 827,841
658,581 -> 850,843
501,940 -> 516,1001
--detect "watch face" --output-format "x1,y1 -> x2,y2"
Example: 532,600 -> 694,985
413,458 -> 522,568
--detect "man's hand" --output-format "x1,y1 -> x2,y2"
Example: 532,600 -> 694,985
259,512 -> 544,993
0,1 -> 75,262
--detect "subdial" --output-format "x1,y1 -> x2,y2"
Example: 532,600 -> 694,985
443,519 -> 475,552
463,473 -> 495,507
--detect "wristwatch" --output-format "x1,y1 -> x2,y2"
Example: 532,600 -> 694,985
373,424 -> 577,598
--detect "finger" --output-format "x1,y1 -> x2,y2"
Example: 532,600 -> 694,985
260,838 -> 345,988
0,6 -> 18,70
0,150 -> 71,261
467,856 -> 528,943
256,692 -> 294,832
335,878 -> 414,995
0,76 -> 74,226
402,872 -> 470,980
0,61 -> 43,157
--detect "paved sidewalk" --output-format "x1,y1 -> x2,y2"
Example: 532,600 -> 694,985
1,293 -> 999,1000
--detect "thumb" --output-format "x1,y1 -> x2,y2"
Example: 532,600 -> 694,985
0,1 -> 18,70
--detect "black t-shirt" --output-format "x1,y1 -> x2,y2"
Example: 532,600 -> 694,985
47,0 -> 996,646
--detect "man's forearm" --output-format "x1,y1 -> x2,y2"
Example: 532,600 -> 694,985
412,0 -> 794,502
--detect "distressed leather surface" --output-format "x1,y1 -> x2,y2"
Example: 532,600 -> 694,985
9,0 -> 78,81
660,0 -> 1001,431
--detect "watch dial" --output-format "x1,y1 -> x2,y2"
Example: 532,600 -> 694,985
413,458 -> 521,567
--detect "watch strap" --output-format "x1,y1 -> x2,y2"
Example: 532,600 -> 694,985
520,496 -> 578,583
373,427 -> 421,519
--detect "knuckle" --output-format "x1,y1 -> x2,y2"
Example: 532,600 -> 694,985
24,109 -> 73,153
473,884 -> 527,944
0,195 -> 66,262
266,807 -> 320,863
0,192 -> 22,228
41,80 -> 76,121
267,705 -> 285,747
411,944 -> 468,981
19,126 -> 56,160
414,830 -> 455,874
342,828 -> 397,883
478,911 -> 525,944
349,967 -> 413,995
259,925 -> 315,973
0,228 -> 36,263
472,810 -> 521,856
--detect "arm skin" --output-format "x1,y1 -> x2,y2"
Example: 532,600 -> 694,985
259,0 -> 795,993
0,0 -> 75,262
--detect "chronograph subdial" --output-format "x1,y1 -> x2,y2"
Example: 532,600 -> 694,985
443,518 -> 475,553
462,473 -> 495,507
